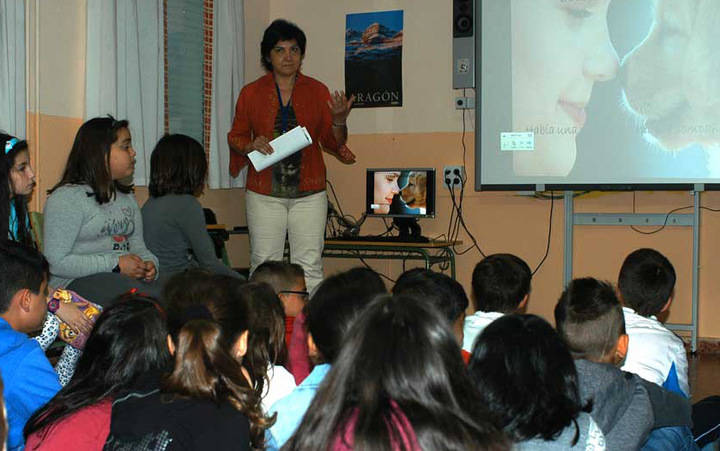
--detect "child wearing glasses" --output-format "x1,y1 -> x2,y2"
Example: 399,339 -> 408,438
250,261 -> 310,383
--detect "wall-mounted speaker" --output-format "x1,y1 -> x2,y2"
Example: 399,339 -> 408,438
453,0 -> 475,89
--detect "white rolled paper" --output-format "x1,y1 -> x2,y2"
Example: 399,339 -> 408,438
247,126 -> 313,172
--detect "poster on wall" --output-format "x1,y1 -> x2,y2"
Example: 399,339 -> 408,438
345,10 -> 403,108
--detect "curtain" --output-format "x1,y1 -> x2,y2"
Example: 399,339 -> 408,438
208,0 -> 245,189
85,0 -> 164,186
0,0 -> 25,137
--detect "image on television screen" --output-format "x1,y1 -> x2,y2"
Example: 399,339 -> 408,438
477,0 -> 720,188
365,168 -> 436,218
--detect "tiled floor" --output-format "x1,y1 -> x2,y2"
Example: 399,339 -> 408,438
690,353 -> 720,401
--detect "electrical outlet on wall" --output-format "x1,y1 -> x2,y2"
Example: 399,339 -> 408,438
443,165 -> 466,189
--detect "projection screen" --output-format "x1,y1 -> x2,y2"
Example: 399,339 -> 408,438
476,0 -> 720,190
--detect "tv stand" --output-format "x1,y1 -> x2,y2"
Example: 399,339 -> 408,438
393,217 -> 428,242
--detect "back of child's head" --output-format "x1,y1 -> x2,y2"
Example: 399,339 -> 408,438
238,281 -> 287,394
249,261 -> 304,293
305,267 -> 385,363
472,253 -> 531,313
164,273 -> 269,448
469,314 -> 585,444
165,274 -> 250,363
618,248 -> 676,317
0,240 -> 48,313
393,268 -> 468,323
554,277 -> 625,361
161,268 -> 214,308
24,294 -> 171,439
286,293 -> 505,451
149,134 -> 207,198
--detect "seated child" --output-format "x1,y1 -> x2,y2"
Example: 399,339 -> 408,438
618,248 -> 689,396
0,241 -> 61,451
469,314 -> 606,449
250,261 -> 310,382
142,134 -> 243,279
393,268 -> 471,362
24,294 -> 171,450
285,294 -> 506,450
462,253 -> 531,352
240,281 -> 297,411
267,267 -> 385,449
250,261 -> 306,346
106,272 -> 271,449
555,277 -> 694,451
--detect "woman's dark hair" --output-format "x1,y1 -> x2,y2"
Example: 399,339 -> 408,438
260,19 -> 306,72
285,294 -> 506,450
241,282 -> 287,401
0,133 -> 33,246
24,295 -> 171,441
468,314 -> 587,444
305,267 -> 385,363
48,116 -> 131,204
148,134 -> 207,198
163,272 -> 272,449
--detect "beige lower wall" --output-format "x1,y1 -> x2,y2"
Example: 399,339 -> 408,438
27,113 -> 720,338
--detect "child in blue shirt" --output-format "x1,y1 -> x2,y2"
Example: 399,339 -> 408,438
0,241 -> 61,451
267,268 -> 385,449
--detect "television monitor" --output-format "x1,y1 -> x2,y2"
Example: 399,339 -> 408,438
365,168 -> 436,218
476,0 -> 720,190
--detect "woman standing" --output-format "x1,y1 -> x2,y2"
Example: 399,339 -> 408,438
228,19 -> 355,293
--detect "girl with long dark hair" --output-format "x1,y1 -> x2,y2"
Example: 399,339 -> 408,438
1,133 -> 35,246
284,294 -> 507,450
24,295 -> 171,450
240,281 -> 296,411
43,117 -> 161,305
106,272 -> 272,450
468,314 -> 606,449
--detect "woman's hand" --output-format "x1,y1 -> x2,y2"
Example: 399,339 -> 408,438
118,254 -> 146,279
54,301 -> 93,335
327,90 -> 355,125
244,136 -> 274,155
143,261 -> 157,282
335,145 -> 356,164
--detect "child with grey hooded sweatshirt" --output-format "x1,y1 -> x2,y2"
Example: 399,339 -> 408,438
555,278 -> 693,451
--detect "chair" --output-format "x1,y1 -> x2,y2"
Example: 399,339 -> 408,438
29,211 -> 44,251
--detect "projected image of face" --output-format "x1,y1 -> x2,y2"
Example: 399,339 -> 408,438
622,0 -> 720,152
373,171 -> 401,214
511,0 -> 619,177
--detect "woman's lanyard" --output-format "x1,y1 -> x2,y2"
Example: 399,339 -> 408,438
275,81 -> 293,134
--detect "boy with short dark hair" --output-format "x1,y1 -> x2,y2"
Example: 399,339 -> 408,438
462,254 -> 531,352
250,261 -> 310,383
267,267 -> 385,449
393,268 -> 471,361
250,261 -> 307,321
0,241 -> 61,451
555,277 -> 693,451
618,248 -> 689,396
